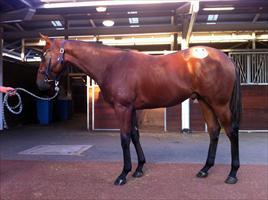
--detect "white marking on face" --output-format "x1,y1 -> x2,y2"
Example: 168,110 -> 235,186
192,48 -> 208,59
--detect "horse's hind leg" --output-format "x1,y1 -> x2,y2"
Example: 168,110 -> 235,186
197,99 -> 221,178
131,110 -> 146,178
214,104 -> 240,184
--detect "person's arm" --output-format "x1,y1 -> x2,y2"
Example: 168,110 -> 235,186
0,86 -> 15,94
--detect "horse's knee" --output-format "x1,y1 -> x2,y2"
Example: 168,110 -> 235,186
131,128 -> 140,142
208,126 -> 220,141
121,134 -> 131,149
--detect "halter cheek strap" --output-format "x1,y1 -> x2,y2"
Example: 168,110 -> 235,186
45,40 -> 66,82
58,40 -> 66,64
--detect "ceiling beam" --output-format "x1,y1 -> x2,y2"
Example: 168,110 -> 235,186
185,1 -> 199,44
89,19 -> 96,28
252,13 -> 260,23
30,10 -> 175,22
18,0 -> 33,8
3,25 -> 181,39
15,23 -> 24,31
175,2 -> 190,15
1,24 -> 19,31
3,22 -> 268,40
0,8 -> 36,23
194,22 -> 268,32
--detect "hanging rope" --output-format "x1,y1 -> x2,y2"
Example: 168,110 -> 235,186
2,86 -> 59,129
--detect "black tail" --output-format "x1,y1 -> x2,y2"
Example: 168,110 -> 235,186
230,67 -> 242,131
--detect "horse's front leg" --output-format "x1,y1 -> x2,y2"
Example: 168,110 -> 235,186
114,103 -> 133,185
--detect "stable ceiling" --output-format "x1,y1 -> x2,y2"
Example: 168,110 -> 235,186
1,0 -> 268,39
1,0 -> 268,60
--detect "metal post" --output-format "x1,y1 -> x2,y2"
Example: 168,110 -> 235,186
21,38 -> 25,61
0,27 -> 3,130
252,32 -> 256,50
181,39 -> 190,132
247,54 -> 251,83
86,76 -> 90,131
92,80 -> 95,131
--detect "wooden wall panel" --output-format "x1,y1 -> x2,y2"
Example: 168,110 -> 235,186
88,87 -> 119,130
166,105 -> 181,132
88,85 -> 268,131
190,100 -> 205,132
240,85 -> 268,130
89,87 -> 164,130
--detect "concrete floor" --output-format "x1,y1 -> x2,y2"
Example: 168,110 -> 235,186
1,115 -> 267,165
1,115 -> 268,200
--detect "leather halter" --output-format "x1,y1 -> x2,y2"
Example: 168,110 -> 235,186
41,40 -> 66,83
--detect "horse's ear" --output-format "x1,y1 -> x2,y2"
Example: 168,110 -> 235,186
40,33 -> 52,47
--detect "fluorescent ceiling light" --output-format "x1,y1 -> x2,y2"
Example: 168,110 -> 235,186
42,0 -> 188,8
207,14 -> 218,21
203,7 -> 235,11
3,53 -> 22,61
129,17 -> 139,24
96,7 -> 107,12
130,25 -> 140,28
51,20 -> 62,27
26,57 -> 42,62
127,11 -> 138,14
102,20 -> 114,27
206,22 -> 216,25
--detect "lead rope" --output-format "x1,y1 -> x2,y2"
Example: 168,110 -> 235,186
2,82 -> 59,129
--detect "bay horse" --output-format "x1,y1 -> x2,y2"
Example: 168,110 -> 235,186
36,35 -> 241,185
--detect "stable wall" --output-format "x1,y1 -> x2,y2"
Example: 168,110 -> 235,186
3,60 -> 39,127
88,85 -> 268,132
240,85 -> 268,130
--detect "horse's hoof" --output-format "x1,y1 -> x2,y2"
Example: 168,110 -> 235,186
132,170 -> 143,178
225,176 -> 238,184
196,171 -> 208,178
114,176 -> 127,185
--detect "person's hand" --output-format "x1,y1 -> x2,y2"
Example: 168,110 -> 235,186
2,87 -> 16,95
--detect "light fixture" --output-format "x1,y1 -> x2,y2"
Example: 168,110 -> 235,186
42,0 -> 189,8
203,7 -> 235,11
130,25 -> 140,28
127,11 -> 138,14
129,17 -> 139,24
51,20 -> 62,27
206,22 -> 216,25
3,53 -> 21,61
207,14 -> 219,21
96,6 -> 107,12
102,20 -> 114,27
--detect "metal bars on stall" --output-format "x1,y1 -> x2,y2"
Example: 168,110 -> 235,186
229,52 -> 268,85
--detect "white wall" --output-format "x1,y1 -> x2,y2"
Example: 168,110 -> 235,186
0,31 -> 3,130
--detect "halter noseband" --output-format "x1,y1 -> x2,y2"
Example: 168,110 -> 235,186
42,40 -> 66,84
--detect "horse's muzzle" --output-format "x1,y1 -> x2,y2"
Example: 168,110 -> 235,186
36,79 -> 51,91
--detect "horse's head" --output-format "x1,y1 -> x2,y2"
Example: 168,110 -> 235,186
36,34 -> 66,91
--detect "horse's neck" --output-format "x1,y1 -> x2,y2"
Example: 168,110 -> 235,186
65,41 -> 122,85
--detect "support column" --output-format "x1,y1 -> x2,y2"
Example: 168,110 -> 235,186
0,27 -> 3,130
180,1 -> 199,133
21,38 -> 25,61
181,39 -> 190,133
